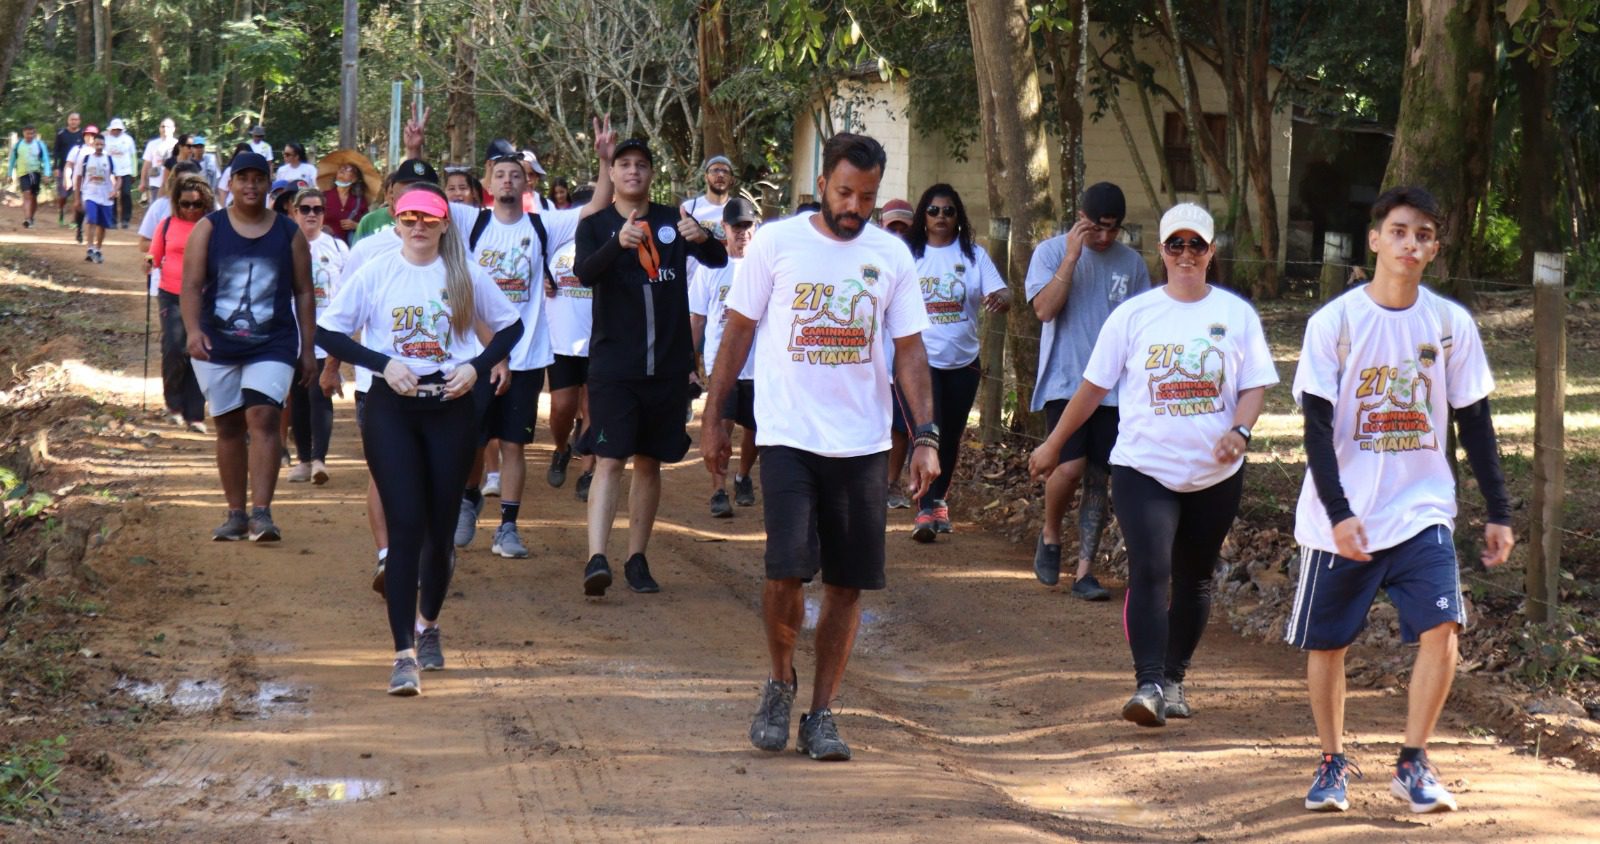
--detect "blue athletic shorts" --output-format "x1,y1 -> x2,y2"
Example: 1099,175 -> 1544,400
85,200 -> 115,228
1285,524 -> 1468,651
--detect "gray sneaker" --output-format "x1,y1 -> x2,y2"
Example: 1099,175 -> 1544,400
388,657 -> 421,696
749,673 -> 797,752
454,497 -> 483,548
709,488 -> 733,518
416,627 -> 444,671
247,507 -> 281,542
734,475 -> 755,507
1122,682 -> 1167,727
1162,679 -> 1191,719
212,509 -> 248,541
796,708 -> 852,761
548,446 -> 573,488
886,490 -> 911,509
574,471 -> 593,503
1033,534 -> 1062,586
491,523 -> 530,558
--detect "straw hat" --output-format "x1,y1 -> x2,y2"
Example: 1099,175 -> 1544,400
316,149 -> 382,199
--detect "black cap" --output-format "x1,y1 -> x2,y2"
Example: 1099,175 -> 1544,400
613,138 -> 653,164
229,151 -> 270,176
1082,182 -> 1126,225
392,158 -> 440,185
723,197 -> 760,226
484,138 -> 517,161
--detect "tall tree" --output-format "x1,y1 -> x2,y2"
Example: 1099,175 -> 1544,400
696,0 -> 736,164
0,0 -> 41,98
1382,0 -> 1498,301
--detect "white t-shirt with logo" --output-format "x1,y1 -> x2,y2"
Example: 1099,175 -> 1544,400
77,152 -> 120,205
274,162 -> 318,187
1082,285 -> 1279,492
104,133 -> 137,180
337,229 -> 402,392
545,238 -> 592,358
681,194 -> 729,278
915,241 -> 1007,369
448,203 -> 579,372
1291,285 -> 1493,554
143,137 -> 179,188
689,257 -> 755,381
318,251 -> 519,377
726,213 -> 929,458
249,139 -> 274,160
308,233 -> 351,358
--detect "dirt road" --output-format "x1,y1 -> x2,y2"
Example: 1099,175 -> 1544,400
7,217 -> 1599,842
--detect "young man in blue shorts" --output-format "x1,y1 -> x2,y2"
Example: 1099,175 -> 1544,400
1288,186 -> 1515,814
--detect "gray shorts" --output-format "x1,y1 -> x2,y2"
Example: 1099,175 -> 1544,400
191,359 -> 293,415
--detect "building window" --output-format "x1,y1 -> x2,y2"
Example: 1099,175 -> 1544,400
1163,112 -> 1227,193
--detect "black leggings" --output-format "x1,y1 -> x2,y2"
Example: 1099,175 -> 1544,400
157,291 -> 205,423
1112,465 -> 1244,687
917,362 -> 982,509
289,365 -> 334,462
363,380 -> 480,651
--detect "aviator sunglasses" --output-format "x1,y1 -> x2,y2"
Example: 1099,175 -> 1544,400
1162,235 -> 1210,257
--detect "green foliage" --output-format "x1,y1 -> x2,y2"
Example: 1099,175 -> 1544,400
1512,615 -> 1600,687
0,736 -> 67,823
1,467 -> 53,535
1473,191 -> 1523,283
1568,235 -> 1600,295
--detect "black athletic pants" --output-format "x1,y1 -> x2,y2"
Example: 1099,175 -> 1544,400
1112,464 -> 1244,687
289,365 -> 334,462
919,362 -> 982,509
157,291 -> 205,423
364,379 -> 479,651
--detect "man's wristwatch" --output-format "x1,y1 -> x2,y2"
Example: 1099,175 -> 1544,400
1230,424 -> 1252,444
913,422 -> 941,450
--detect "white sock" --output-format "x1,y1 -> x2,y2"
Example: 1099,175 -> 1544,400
395,647 -> 416,661
377,547 -> 388,562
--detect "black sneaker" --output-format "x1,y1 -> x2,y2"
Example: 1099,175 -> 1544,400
734,475 -> 755,507
84,248 -> 94,262
1071,574 -> 1111,601
1033,534 -> 1062,585
247,506 -> 281,542
574,470 -> 593,503
583,554 -> 612,596
547,446 -> 573,488
1122,683 -> 1167,727
796,709 -> 852,761
1161,679 -> 1191,719
416,627 -> 444,671
709,488 -> 733,518
749,671 -> 797,752
212,509 -> 248,541
624,553 -> 660,593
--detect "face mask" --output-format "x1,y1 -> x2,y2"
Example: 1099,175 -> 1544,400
335,179 -> 354,188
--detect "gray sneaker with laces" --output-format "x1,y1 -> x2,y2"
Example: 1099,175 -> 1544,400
1161,679 -> 1191,718
416,627 -> 444,671
454,497 -> 483,548
797,708 -> 852,761
388,657 -> 421,696
491,523 -> 530,558
213,509 -> 248,541
749,673 -> 797,751
247,506 -> 281,542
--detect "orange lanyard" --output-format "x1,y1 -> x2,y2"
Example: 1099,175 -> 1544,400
634,220 -> 661,281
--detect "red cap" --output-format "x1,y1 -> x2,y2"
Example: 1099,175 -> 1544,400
880,199 -> 914,226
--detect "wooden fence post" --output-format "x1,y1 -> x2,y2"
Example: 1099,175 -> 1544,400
1527,251 -> 1566,624
978,217 -> 1011,444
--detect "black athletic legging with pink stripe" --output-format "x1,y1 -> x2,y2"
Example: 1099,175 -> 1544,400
1113,465 -> 1244,687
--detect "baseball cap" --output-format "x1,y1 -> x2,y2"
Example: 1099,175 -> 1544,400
268,179 -> 296,196
703,155 -> 733,173
392,158 -> 440,185
1159,203 -> 1216,244
229,151 -> 271,176
1081,182 -> 1126,226
723,197 -> 760,226
107,118 -> 126,131
191,135 -> 208,146
485,138 -> 518,161
83,125 -> 100,137
880,199 -> 914,226
521,150 -> 547,176
250,125 -> 266,137
614,138 -> 653,164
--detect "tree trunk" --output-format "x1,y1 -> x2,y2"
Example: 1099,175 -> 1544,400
230,0 -> 254,127
1042,1 -> 1086,216
446,14 -> 478,163
967,0 -> 1053,434
1514,53 -> 1559,285
0,0 -> 41,98
1382,0 -> 1497,304
93,0 -> 111,116
75,0 -> 91,73
149,16 -> 166,95
1243,4 -> 1280,298
696,0 -> 736,164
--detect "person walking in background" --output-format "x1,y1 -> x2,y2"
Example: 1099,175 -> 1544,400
275,143 -> 318,187
148,173 -> 214,433
6,124 -> 52,229
103,118 -> 138,228
140,117 -> 179,205
1026,182 -> 1151,601
75,130 -> 120,263
1028,202 -> 1277,729
53,112 -> 83,227
248,125 -> 273,161
285,188 -> 349,486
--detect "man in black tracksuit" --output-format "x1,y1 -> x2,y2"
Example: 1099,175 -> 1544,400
574,138 -> 728,596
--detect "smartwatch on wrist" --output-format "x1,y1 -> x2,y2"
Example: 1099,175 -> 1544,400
913,422 -> 941,449
1230,424 -> 1252,444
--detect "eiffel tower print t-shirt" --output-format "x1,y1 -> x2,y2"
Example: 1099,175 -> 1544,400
200,209 -> 301,366
725,212 -> 929,459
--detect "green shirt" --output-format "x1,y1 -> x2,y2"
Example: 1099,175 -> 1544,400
351,207 -> 394,245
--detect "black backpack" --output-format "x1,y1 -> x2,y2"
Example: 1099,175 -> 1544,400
470,208 -> 557,295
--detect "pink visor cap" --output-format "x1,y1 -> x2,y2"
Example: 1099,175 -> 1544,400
394,190 -> 448,218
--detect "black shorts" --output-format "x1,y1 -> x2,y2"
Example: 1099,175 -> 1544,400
890,383 -> 912,438
584,377 -> 691,462
547,354 -> 589,391
355,390 -> 367,433
484,368 -> 544,445
18,173 -> 42,195
721,379 -> 757,431
1043,400 -> 1119,467
760,446 -> 888,590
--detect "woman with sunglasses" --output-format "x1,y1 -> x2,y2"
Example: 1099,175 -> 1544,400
275,142 -> 318,188
148,173 -> 215,432
316,183 -> 522,696
284,188 -> 349,485
1028,203 -> 1278,727
902,184 -> 1010,542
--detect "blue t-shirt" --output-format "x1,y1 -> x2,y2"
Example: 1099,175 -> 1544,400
201,210 -> 300,366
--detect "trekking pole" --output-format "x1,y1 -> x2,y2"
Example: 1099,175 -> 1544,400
142,271 -> 152,412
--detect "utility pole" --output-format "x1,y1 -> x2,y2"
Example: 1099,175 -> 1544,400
339,0 -> 359,149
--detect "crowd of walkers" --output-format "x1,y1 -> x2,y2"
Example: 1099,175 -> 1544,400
5,109 -> 1518,815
